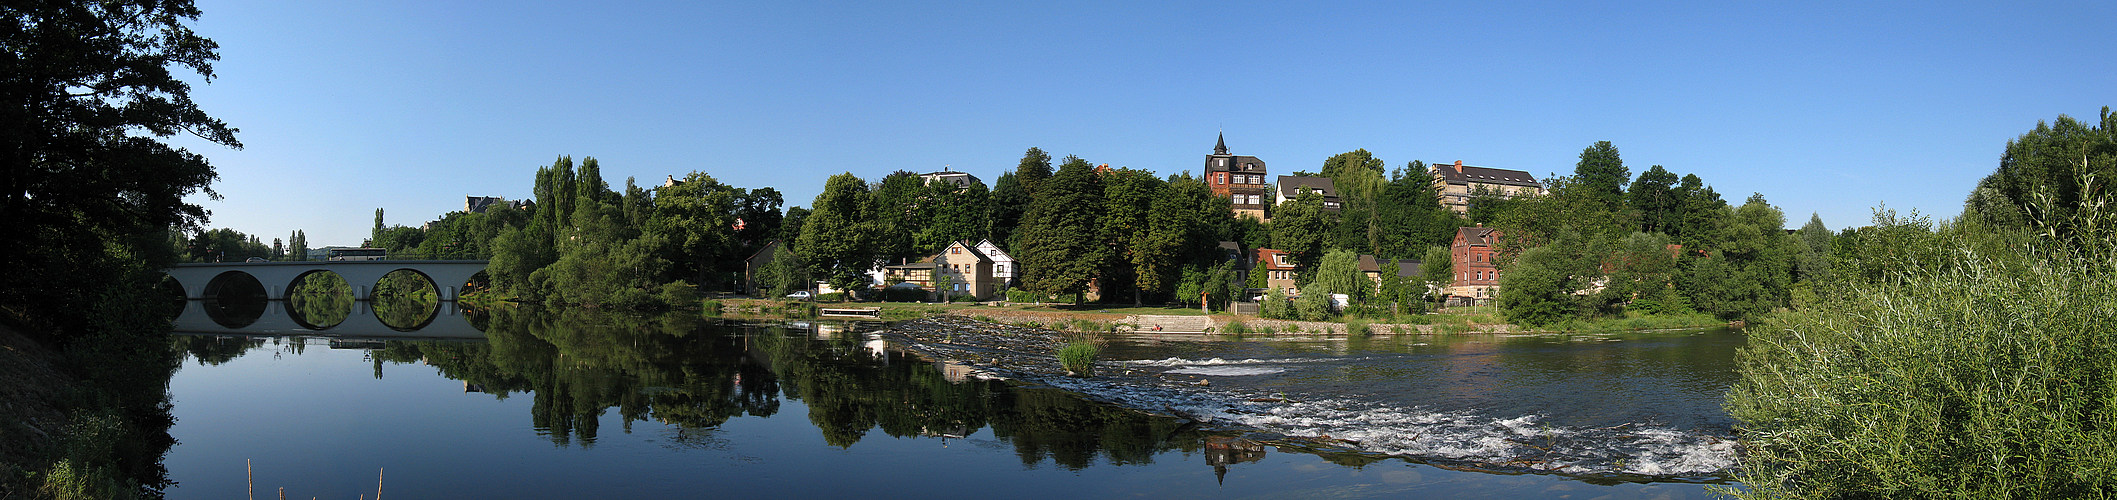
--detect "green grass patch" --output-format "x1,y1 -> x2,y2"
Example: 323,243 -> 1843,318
1058,342 -> 1100,377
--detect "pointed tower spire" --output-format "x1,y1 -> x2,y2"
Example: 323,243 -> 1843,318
1213,132 -> 1228,155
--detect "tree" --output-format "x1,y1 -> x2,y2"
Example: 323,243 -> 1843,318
987,172 -> 1027,250
1793,213 -> 1833,284
1496,230 -> 1604,326
372,208 -> 386,245
1962,108 -> 2117,239
1420,246 -> 1454,303
1270,188 -> 1334,281
1310,249 -> 1368,303
752,244 -> 809,297
1015,156 -> 1103,302
797,173 -> 880,295
1674,173 -> 1728,249
649,171 -> 740,286
1100,167 -> 1162,303
1628,165 -> 1681,234
1573,141 -> 1630,212
1,0 -> 242,333
1325,150 -> 1391,257
1602,231 -> 1681,313
289,230 -> 309,261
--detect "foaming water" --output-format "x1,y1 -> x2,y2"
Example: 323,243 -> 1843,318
1070,330 -> 1746,480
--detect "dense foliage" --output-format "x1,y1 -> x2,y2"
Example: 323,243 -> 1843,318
1473,141 -> 1802,325
1727,109 -> 2117,498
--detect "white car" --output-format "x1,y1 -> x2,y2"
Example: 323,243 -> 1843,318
784,291 -> 812,299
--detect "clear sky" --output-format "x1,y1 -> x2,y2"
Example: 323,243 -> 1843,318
170,0 -> 2117,247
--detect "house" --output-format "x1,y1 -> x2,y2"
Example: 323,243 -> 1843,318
1255,248 -> 1299,296
972,239 -> 1015,289
918,169 -> 984,190
743,240 -> 783,296
1449,226 -> 1502,305
465,196 -> 503,213
931,240 -> 1000,300
1430,160 -> 1544,214
1355,255 -> 1424,293
883,258 -> 937,289
1275,176 -> 1342,212
1204,133 -> 1271,221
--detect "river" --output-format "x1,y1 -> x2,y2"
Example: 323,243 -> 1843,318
161,307 -> 1741,499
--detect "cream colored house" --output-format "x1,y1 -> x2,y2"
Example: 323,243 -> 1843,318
1431,160 -> 1543,214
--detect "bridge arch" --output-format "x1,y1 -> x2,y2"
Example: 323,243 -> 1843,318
164,261 -> 489,302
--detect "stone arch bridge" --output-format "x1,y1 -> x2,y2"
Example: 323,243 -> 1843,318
164,260 -> 489,302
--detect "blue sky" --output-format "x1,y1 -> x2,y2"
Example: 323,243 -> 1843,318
171,0 -> 2117,247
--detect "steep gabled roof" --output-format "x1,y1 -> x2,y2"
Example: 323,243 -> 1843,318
1357,254 -> 1383,273
1455,226 -> 1499,247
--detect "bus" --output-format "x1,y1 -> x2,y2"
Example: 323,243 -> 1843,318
326,247 -> 388,261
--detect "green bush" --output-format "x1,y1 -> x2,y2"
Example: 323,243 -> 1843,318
1294,285 -> 1332,321
699,300 -> 722,316
1058,342 -> 1100,377
815,292 -> 848,302
1725,211 -> 2117,498
1344,320 -> 1370,337
1221,321 -> 1248,334
1258,288 -> 1294,319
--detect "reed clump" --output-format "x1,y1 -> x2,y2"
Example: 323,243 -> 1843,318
1724,206 -> 2117,498
1057,342 -> 1100,377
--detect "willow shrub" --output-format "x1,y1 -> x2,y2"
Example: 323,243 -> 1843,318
1725,215 -> 2117,498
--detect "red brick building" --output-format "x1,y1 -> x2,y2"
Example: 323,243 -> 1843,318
1205,133 -> 1271,221
1449,226 -> 1502,305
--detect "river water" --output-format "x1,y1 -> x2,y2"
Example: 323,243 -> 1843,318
162,307 -> 1741,499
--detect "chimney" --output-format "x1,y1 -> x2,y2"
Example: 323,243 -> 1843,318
1453,160 -> 1464,173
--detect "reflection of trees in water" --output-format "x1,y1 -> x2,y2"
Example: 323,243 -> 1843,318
287,272 -> 351,328
172,335 -> 266,365
375,270 -> 437,301
371,295 -> 437,330
365,308 -> 1209,469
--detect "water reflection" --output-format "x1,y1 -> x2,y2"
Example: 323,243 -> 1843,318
183,308 -> 1217,470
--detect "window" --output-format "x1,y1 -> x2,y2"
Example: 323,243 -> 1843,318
951,247 -> 961,254
1218,173 -> 1227,184
1218,158 -> 1227,167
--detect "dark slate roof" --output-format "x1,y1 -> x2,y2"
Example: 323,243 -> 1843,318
1215,133 -> 1228,155
1277,176 -> 1339,199
1394,259 -> 1422,278
1205,154 -> 1268,174
1432,163 -> 1542,188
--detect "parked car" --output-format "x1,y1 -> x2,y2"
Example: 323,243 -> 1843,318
784,290 -> 812,299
